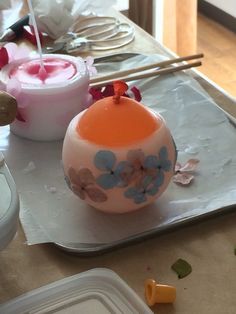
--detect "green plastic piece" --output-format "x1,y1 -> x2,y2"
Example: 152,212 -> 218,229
171,258 -> 192,279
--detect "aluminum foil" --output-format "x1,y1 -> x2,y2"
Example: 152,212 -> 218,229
1,54 -> 236,249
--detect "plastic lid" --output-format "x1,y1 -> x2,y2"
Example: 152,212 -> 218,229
0,152 -> 19,250
0,268 -> 153,314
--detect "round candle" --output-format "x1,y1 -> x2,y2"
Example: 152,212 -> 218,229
62,82 -> 177,213
0,54 -> 89,141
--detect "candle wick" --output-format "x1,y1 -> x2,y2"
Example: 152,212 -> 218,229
112,81 -> 129,104
113,95 -> 120,104
27,0 -> 44,69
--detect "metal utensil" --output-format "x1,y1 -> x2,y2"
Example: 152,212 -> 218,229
43,16 -> 135,54
93,52 -> 140,64
0,14 -> 30,42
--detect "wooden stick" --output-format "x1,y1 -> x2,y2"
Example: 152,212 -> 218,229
89,53 -> 204,84
90,61 -> 202,88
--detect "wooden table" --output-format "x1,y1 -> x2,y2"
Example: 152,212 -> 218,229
1,3 -> 236,314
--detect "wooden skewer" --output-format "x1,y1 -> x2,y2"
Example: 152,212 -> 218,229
90,61 -> 202,88
89,53 -> 204,84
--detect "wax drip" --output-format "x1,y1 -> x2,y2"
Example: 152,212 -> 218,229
113,81 -> 128,104
27,0 -> 47,81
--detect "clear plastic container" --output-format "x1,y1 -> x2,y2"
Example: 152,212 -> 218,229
0,152 -> 19,250
0,268 -> 153,313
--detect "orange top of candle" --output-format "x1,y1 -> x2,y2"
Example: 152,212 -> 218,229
77,83 -> 160,147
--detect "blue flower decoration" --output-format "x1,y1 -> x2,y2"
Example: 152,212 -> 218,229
124,176 -> 159,204
95,150 -> 132,189
144,146 -> 172,186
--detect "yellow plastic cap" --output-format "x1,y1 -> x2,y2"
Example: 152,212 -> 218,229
145,279 -> 176,306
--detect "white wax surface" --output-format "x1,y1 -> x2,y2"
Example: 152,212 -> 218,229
9,58 -> 77,85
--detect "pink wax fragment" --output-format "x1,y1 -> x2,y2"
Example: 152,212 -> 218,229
38,66 -> 48,81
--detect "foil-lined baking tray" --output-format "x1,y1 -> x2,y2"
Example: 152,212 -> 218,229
1,54 -> 236,255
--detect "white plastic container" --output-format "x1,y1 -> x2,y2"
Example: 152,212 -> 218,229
0,54 -> 89,141
0,152 -> 19,250
0,268 -> 153,313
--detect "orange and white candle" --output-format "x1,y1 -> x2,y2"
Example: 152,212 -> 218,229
62,81 -> 177,213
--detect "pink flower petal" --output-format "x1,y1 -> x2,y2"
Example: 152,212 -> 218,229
78,168 -> 95,185
0,46 -> 9,69
7,78 -> 30,109
179,159 -> 199,173
4,43 -> 17,62
89,82 -> 143,103
68,168 -> 81,186
72,185 -> 86,200
173,173 -> 195,185
22,25 -> 43,47
89,87 -> 103,101
86,186 -> 107,202
85,56 -> 94,67
131,86 -> 142,101
102,84 -> 114,97
14,46 -> 31,60
4,42 -> 30,62
175,162 -> 182,172
16,109 -> 26,122
85,56 -> 97,76
89,67 -> 97,76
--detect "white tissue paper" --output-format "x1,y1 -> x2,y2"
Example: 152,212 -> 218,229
0,0 -> 11,9
31,0 -> 116,39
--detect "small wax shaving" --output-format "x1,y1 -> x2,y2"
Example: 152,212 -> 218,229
198,135 -> 211,141
44,185 -> 57,193
22,161 -> 36,173
221,157 -> 232,167
184,145 -> 199,155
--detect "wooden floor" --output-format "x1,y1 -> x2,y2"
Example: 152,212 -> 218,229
197,14 -> 236,97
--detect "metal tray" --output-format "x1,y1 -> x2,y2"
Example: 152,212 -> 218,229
1,54 -> 236,256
